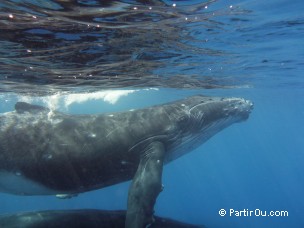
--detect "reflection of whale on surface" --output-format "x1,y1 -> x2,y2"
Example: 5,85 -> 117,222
0,209 -> 205,228
0,0 -> 226,94
0,95 -> 253,227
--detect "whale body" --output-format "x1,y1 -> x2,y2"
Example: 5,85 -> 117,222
0,209 -> 205,228
0,95 -> 253,227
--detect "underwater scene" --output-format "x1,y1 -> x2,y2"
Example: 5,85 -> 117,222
0,0 -> 303,227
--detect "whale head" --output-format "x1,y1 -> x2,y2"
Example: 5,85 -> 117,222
164,95 -> 253,162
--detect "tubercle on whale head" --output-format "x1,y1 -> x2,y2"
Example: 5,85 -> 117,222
219,97 -> 254,121
164,95 -> 253,163
188,95 -> 252,117
172,95 -> 254,132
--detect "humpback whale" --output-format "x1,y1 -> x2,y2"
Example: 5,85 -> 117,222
0,95 -> 253,227
0,209 -> 205,228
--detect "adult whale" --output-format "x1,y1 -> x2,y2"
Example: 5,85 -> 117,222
0,209 -> 205,228
0,95 -> 253,227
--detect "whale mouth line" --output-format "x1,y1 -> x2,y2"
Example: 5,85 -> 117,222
188,102 -> 206,114
128,134 -> 168,153
166,115 -> 236,162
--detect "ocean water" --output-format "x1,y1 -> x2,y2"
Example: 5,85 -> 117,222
0,0 -> 303,228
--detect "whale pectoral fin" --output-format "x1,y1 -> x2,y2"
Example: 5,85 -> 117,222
125,141 -> 165,228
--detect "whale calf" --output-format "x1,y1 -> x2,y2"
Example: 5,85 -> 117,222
0,95 -> 253,227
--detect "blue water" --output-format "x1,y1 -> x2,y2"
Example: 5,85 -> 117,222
1,0 -> 304,227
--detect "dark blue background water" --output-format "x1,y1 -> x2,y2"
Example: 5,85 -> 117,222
1,0 -> 304,227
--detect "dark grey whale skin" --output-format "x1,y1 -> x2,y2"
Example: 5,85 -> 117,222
0,95 -> 253,228
0,95 -> 253,195
0,209 -> 205,228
